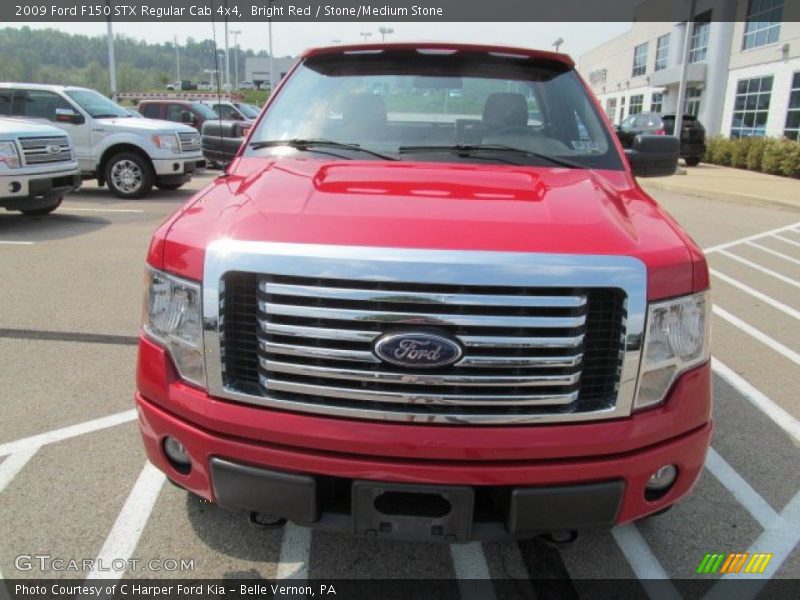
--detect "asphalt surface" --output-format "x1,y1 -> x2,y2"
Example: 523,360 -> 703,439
0,170 -> 798,598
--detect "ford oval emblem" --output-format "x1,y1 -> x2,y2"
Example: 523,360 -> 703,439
373,332 -> 463,369
46,144 -> 61,155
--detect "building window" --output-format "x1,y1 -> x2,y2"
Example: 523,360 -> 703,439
689,11 -> 712,63
606,98 -> 617,123
629,94 -> 644,115
784,72 -> 800,141
632,43 -> 648,77
655,34 -> 670,71
731,76 -> 773,138
743,0 -> 783,50
684,87 -> 702,117
650,92 -> 664,113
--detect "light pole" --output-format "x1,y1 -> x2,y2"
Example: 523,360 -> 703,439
360,32 -> 372,42
552,38 -> 564,52
106,0 -> 117,99
268,0 -> 275,92
224,20 -> 230,89
378,27 -> 394,41
174,35 -> 180,83
231,30 -> 241,89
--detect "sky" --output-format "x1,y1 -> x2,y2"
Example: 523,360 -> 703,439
14,21 -> 631,59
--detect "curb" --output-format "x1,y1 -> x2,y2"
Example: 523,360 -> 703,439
641,180 -> 800,213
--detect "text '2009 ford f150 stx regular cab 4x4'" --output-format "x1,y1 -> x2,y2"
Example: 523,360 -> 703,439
137,43 -> 711,543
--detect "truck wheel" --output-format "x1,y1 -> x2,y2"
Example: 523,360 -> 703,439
156,182 -> 185,191
20,197 -> 63,216
105,152 -> 154,199
684,156 -> 700,167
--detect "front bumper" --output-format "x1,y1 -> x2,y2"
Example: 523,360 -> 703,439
151,154 -> 205,178
136,337 -> 713,541
0,171 -> 81,209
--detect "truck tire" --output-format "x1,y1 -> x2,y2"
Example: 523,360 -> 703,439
105,152 -> 154,199
20,196 -> 62,216
684,156 -> 700,167
156,182 -> 185,191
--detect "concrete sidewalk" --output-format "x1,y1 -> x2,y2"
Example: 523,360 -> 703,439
640,162 -> 800,210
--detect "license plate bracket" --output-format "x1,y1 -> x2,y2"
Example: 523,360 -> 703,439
352,481 -> 474,542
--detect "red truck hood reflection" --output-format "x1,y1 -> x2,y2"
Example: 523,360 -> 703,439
159,158 -> 696,299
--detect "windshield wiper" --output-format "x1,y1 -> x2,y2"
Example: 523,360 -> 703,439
249,139 -> 397,161
93,113 -> 126,119
397,144 -> 584,169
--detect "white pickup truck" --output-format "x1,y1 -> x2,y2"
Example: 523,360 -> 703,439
0,117 -> 80,215
0,84 -> 204,199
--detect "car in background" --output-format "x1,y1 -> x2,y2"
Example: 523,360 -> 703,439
201,119 -> 252,168
616,112 -> 706,166
167,80 -> 199,92
204,100 -> 260,122
0,117 -> 80,215
198,81 -> 213,91
138,99 -> 219,132
239,80 -> 255,90
0,83 -> 204,198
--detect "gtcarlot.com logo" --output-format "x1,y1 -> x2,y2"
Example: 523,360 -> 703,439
697,552 -> 773,575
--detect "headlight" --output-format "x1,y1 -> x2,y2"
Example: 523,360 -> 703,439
635,291 -> 710,409
0,141 -> 21,169
152,134 -> 180,152
143,267 -> 205,388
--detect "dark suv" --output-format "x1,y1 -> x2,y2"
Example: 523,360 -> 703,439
139,100 -> 219,132
616,112 -> 706,166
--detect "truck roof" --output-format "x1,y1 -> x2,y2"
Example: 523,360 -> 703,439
301,42 -> 575,68
0,82 -> 94,93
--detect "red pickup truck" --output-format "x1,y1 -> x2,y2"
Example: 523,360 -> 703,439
137,43 -> 711,543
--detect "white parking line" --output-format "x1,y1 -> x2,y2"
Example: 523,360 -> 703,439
276,523 -> 311,581
717,250 -> 800,289
712,359 -> 800,445
703,222 -> 800,254
710,270 -> 800,321
713,306 -> 800,366
773,234 -> 800,248
611,525 -> 682,600
705,448 -> 778,529
746,241 -> 800,266
704,490 -> 800,599
451,542 -> 496,600
0,240 -> 33,245
61,207 -> 145,214
85,462 -> 166,581
0,447 -> 39,494
0,409 -> 136,457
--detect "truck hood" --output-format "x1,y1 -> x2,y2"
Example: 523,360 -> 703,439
159,158 -> 699,299
0,117 -> 67,137
94,116 -> 197,135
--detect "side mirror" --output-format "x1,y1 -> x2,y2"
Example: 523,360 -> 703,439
55,108 -> 84,124
179,111 -> 194,124
625,134 -> 679,178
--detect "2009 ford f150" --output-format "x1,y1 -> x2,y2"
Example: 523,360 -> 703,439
137,43 -> 712,542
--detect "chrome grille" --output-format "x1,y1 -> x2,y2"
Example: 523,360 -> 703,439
177,131 -> 201,153
220,272 -> 627,421
18,136 -> 72,166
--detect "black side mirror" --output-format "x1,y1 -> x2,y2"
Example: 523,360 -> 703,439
625,134 -> 679,178
180,111 -> 194,124
55,108 -> 85,124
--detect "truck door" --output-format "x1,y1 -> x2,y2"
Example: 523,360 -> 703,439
12,89 -> 93,171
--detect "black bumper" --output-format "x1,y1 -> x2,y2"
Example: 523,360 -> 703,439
209,458 -> 624,542
0,173 -> 80,210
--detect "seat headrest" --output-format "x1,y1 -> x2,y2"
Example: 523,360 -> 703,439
482,93 -> 529,129
342,93 -> 387,126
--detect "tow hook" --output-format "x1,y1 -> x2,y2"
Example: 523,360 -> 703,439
538,530 -> 579,548
249,512 -> 287,529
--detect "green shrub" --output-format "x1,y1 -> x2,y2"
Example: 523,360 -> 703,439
729,137 -> 752,169
780,141 -> 800,178
746,137 -> 768,171
761,138 -> 787,175
710,137 -> 735,166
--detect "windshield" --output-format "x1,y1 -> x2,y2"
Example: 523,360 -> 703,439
64,89 -> 129,118
193,102 -> 219,119
236,103 -> 261,119
247,50 -> 621,169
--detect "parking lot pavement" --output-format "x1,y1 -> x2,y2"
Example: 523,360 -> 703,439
0,174 -> 799,597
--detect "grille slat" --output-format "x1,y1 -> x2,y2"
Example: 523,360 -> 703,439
177,131 -> 201,152
220,272 -> 626,421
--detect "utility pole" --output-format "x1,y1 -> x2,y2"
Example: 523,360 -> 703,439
268,0 -> 275,92
231,30 -> 241,89
674,0 -> 697,143
106,0 -> 117,100
224,19 -> 230,89
174,35 -> 180,82
552,38 -> 564,52
378,27 -> 394,41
